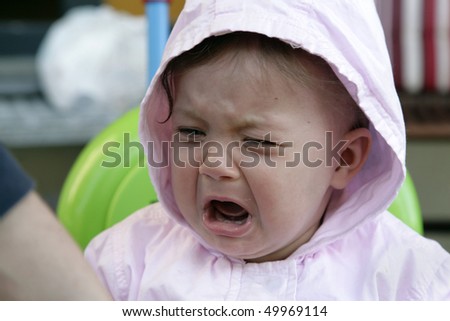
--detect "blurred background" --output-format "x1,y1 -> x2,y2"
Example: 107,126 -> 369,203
1,0 -> 449,251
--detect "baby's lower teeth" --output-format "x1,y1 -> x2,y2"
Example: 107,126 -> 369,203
215,210 -> 247,224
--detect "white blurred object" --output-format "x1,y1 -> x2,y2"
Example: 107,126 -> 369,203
36,5 -> 147,112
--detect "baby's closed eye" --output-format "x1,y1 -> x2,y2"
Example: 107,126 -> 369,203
242,137 -> 278,148
176,127 -> 206,141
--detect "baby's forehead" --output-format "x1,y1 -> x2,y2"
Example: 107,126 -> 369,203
166,32 -> 364,131
169,32 -> 333,82
215,48 -> 363,132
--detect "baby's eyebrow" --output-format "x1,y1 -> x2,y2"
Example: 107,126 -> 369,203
172,107 -> 204,122
232,115 -> 268,130
174,106 -> 269,129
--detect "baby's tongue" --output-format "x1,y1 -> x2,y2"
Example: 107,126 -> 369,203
211,200 -> 247,218
204,200 -> 252,235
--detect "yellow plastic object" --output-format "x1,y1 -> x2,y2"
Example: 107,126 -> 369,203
57,107 -> 157,249
388,171 -> 424,235
104,0 -> 145,15
103,0 -> 184,22
170,0 -> 185,23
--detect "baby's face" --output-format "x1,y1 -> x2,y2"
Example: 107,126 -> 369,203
170,52 -> 343,262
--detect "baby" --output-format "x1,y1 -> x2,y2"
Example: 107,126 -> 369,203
162,31 -> 370,263
86,0 -> 450,300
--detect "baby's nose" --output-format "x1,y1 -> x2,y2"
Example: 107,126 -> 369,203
199,142 -> 240,180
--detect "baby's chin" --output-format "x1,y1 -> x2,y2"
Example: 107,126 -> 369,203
224,229 -> 320,263
204,238 -> 290,263
197,234 -> 269,262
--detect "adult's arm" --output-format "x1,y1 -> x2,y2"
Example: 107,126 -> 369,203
0,145 -> 112,300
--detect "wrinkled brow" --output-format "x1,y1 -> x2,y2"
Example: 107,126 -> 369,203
173,106 -> 270,130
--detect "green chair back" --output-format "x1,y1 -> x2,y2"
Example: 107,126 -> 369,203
388,171 -> 423,234
57,108 -> 157,249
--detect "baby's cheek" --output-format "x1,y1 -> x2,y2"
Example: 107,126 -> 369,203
171,144 -> 202,169
171,170 -> 197,222
172,163 -> 193,188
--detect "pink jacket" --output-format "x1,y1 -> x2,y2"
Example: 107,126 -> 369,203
85,0 -> 450,300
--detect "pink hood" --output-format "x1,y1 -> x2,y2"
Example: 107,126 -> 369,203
139,0 -> 405,254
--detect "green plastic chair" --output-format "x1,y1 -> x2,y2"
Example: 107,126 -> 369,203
57,108 -> 157,249
388,171 -> 424,235
57,107 -> 424,249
